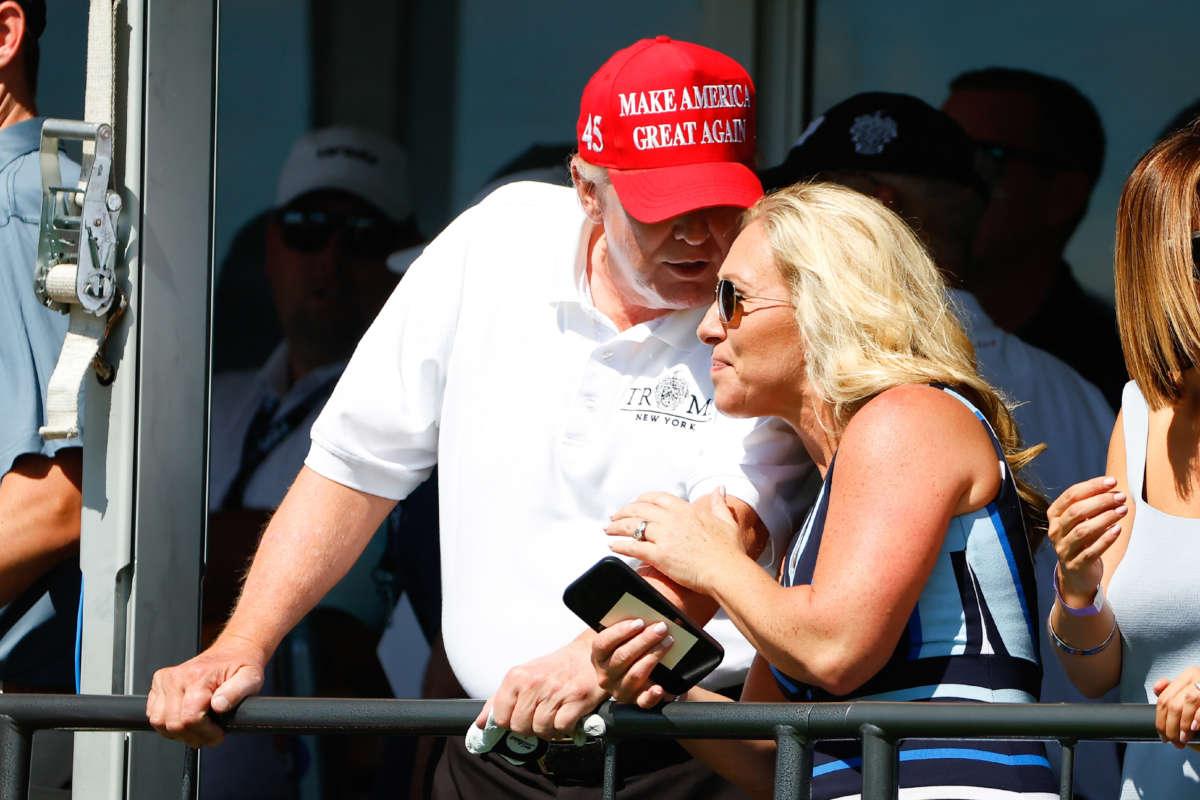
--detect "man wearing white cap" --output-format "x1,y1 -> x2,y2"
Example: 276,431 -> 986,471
150,38 -> 809,797
204,126 -> 434,798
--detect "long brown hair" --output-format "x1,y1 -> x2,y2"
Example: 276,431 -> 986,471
1115,124 -> 1200,409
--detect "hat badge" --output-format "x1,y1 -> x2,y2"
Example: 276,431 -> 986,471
849,111 -> 898,155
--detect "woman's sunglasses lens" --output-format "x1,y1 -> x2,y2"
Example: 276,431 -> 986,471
717,280 -> 736,323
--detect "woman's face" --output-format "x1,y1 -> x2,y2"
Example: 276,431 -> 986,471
697,220 -> 809,421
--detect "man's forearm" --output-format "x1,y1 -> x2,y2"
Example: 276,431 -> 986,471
217,466 -> 397,659
0,449 -> 83,606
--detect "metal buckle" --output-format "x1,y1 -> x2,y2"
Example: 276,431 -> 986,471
34,120 -> 123,317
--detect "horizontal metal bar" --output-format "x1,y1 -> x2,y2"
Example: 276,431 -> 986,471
0,695 -> 1161,743
42,119 -> 103,140
604,701 -> 1160,742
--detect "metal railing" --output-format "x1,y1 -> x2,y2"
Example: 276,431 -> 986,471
0,695 -> 1158,799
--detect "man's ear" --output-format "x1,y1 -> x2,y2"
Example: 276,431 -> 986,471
572,164 -> 605,224
0,1 -> 27,72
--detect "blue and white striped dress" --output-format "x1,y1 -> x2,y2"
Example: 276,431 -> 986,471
772,386 -> 1058,799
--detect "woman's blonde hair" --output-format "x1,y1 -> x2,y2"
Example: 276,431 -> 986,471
1114,124 -> 1200,409
744,182 -> 1047,544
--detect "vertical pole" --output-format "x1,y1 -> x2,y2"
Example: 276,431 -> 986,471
123,0 -> 217,794
0,716 -> 32,800
602,739 -> 618,800
774,725 -> 812,800
1059,739 -> 1075,800
859,724 -> 898,800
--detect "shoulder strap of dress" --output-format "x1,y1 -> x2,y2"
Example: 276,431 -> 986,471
936,384 -> 1005,460
1121,380 -> 1149,499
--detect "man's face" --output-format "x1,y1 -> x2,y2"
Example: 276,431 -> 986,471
593,180 -> 742,312
264,189 -> 400,366
942,88 -> 1064,271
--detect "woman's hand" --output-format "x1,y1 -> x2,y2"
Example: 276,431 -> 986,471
591,618 -> 676,709
1046,476 -> 1127,605
1154,667 -> 1200,749
606,489 -> 744,594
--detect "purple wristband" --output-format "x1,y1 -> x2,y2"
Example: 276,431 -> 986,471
1053,563 -> 1104,616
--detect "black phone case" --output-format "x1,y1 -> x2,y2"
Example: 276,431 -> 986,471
562,556 -> 724,695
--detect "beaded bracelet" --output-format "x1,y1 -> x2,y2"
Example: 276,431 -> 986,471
1046,614 -> 1116,656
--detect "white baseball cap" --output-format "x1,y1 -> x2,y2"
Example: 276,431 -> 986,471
275,126 -> 412,223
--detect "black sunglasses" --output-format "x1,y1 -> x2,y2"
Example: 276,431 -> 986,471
277,208 -> 400,259
974,140 -> 1076,174
714,278 -> 792,324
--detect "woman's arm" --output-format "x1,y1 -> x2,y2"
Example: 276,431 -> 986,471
1046,415 -> 1130,697
611,385 -> 997,695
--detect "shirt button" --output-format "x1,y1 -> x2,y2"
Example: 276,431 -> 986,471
583,397 -> 597,411
600,351 -> 614,362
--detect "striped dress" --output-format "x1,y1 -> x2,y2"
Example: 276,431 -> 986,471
772,386 -> 1058,799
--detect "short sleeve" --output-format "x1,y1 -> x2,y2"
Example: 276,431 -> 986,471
688,414 -> 816,567
305,202 -> 475,500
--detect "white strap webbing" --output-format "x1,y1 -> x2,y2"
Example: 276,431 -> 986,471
38,0 -> 118,440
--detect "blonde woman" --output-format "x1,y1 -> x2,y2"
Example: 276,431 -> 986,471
1046,124 -> 1200,798
588,183 -> 1057,799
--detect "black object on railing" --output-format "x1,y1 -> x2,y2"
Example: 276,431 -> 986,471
0,694 -> 1160,800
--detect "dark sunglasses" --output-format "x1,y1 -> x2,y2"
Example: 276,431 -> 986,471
277,208 -> 400,259
714,278 -> 792,324
974,140 -> 1076,174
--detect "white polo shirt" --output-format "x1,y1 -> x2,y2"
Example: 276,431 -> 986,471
307,182 -> 810,697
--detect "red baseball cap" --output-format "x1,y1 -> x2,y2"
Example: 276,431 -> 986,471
577,36 -> 762,223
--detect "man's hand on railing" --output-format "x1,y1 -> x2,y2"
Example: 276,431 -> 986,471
474,629 -> 608,741
146,632 -> 268,748
1153,665 -> 1200,750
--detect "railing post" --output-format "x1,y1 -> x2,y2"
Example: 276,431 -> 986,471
0,715 -> 32,800
774,724 -> 812,800
859,723 -> 898,800
1058,739 -> 1075,800
602,739 -> 619,800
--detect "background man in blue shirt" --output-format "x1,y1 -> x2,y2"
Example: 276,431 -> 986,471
0,0 -> 82,795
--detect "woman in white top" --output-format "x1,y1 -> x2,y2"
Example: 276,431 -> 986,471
1047,122 -> 1200,797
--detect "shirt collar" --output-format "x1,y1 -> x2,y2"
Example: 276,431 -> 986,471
0,118 -> 45,172
545,216 -> 594,306
261,342 -> 346,405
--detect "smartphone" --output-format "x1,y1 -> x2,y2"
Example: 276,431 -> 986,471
562,556 -> 724,695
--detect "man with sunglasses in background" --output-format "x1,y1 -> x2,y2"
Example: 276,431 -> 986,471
0,3 -> 87,797
150,37 -> 810,798
942,67 -> 1126,409
204,126 -> 438,799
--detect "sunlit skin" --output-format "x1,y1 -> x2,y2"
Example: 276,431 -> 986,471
579,174 -> 742,330
589,214 -> 1017,797
696,220 -> 808,425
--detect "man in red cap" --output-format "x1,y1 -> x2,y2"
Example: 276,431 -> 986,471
148,37 -> 807,797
